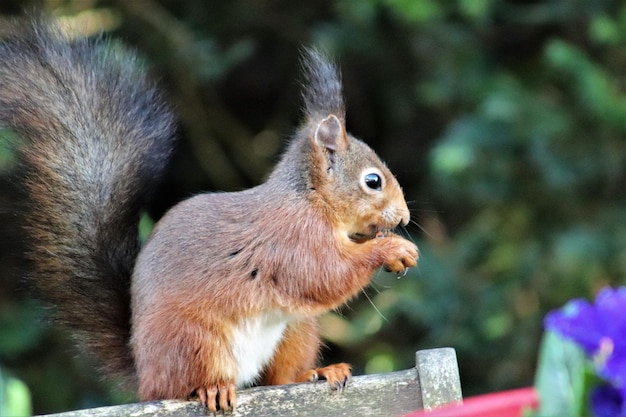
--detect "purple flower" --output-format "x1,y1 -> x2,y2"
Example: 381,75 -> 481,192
545,287 -> 626,386
545,287 -> 626,416
591,385 -> 625,417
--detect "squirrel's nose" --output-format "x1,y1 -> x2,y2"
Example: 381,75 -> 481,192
398,201 -> 410,227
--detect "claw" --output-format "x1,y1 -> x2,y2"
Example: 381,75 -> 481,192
218,384 -> 229,411
301,363 -> 352,392
379,235 -> 418,274
193,382 -> 236,413
197,388 -> 208,407
207,386 -> 218,413
332,374 -> 349,392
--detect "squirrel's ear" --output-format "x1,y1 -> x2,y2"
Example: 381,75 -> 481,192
314,114 -> 348,153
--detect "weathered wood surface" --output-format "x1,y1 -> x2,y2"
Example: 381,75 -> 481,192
42,348 -> 462,417
416,348 -> 463,411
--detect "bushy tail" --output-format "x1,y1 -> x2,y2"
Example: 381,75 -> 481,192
0,19 -> 175,385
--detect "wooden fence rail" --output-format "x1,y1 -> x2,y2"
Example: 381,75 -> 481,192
43,348 -> 462,417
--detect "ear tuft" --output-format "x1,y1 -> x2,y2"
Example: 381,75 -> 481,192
314,114 -> 347,152
301,48 -> 345,121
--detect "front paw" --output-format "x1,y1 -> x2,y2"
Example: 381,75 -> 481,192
193,381 -> 237,413
380,236 -> 419,274
298,363 -> 351,391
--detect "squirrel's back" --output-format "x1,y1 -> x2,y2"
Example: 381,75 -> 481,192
0,19 -> 176,383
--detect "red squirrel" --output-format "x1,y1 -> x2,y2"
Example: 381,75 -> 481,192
1,19 -> 418,412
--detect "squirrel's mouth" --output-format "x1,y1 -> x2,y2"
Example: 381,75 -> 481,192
349,220 -> 404,243
349,228 -> 392,243
349,232 -> 375,243
349,223 -> 380,243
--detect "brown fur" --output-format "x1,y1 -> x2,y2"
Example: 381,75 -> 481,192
3,19 -> 418,412
131,112 -> 418,409
0,18 -> 174,386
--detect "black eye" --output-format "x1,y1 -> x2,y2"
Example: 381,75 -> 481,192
364,172 -> 382,190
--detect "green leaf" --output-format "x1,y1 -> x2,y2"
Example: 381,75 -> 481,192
533,331 -> 588,417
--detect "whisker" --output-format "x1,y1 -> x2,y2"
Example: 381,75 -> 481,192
395,223 -> 420,245
408,219 -> 430,238
404,201 -> 441,238
398,224 -> 411,239
370,271 -> 393,293
409,207 -> 441,214
335,303 -> 354,315
361,288 -> 389,323
370,269 -> 386,291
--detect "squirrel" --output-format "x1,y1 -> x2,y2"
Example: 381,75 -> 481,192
0,19 -> 418,412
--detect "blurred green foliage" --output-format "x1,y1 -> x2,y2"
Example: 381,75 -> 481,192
0,367 -> 32,417
1,0 -> 626,413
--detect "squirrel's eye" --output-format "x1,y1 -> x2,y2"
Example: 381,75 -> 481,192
360,168 -> 385,194
360,167 -> 385,193
364,173 -> 382,190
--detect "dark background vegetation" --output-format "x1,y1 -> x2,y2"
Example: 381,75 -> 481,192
1,0 -> 626,414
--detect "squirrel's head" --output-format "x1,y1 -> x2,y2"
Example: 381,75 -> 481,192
306,114 -> 410,242
294,48 -> 410,242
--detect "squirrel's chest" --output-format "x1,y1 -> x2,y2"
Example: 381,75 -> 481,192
231,312 -> 291,387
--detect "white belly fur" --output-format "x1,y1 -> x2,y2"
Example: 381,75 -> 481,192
231,311 -> 291,387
